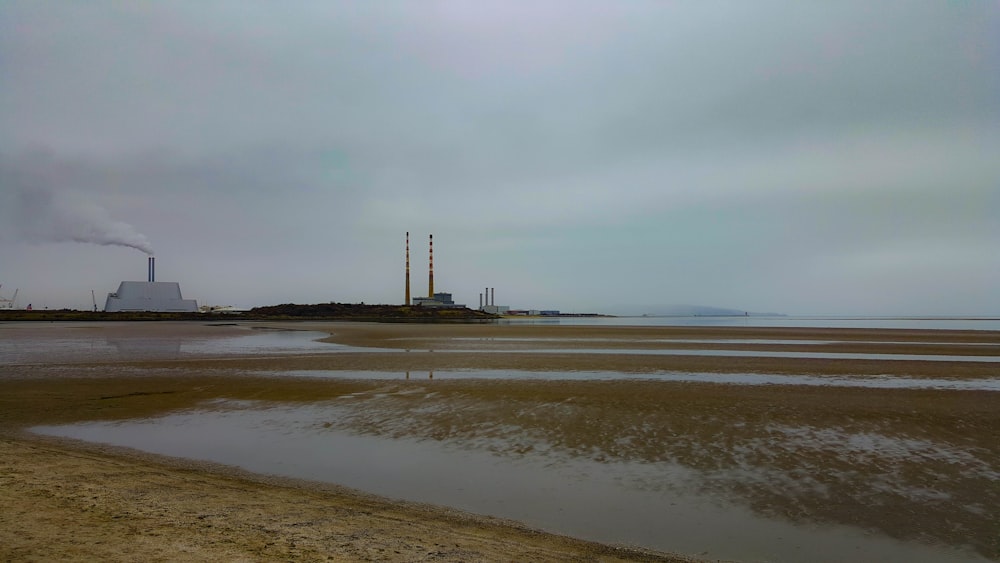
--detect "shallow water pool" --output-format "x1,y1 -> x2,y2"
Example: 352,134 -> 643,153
34,396 -> 994,563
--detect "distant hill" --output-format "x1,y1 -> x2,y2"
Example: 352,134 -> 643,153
610,304 -> 785,317
0,303 -> 497,322
248,303 -> 496,320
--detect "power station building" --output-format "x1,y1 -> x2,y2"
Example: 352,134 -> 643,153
413,292 -> 458,307
405,233 -> 464,308
104,257 -> 198,312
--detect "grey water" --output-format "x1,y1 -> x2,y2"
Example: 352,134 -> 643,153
14,325 -> 996,562
33,401 -> 990,563
0,329 -> 371,365
508,316 -> 1000,330
464,348 -> 1000,362
453,337 -> 1000,346
11,326 -> 999,367
270,369 -> 1000,391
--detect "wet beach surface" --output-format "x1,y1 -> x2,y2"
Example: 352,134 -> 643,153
2,321 -> 999,561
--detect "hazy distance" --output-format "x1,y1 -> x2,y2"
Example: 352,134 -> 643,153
1,2 -> 997,315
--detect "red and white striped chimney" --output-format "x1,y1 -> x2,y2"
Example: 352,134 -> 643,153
405,232 -> 411,305
428,234 -> 434,298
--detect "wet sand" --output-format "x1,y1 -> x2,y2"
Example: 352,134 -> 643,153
1,321 -> 998,561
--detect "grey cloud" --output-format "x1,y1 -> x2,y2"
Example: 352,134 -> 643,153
0,152 -> 154,254
1,2 -> 997,314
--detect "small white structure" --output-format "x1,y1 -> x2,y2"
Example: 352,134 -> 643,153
104,281 -> 198,312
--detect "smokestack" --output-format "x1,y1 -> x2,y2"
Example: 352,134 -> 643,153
405,232 -> 411,305
491,287 -> 495,306
148,256 -> 155,282
479,293 -> 483,309
428,234 -> 434,298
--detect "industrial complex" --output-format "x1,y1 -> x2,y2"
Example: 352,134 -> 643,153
401,233 -> 559,316
103,257 -> 198,312
405,232 -> 465,308
6,234 -> 565,316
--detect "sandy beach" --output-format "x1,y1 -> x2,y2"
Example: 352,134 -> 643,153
1,321 -> 998,561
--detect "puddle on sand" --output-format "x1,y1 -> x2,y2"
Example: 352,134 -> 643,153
6,327 -> 998,365
34,400 -> 992,563
1,330 -> 355,364
452,337 -> 1000,346
455,348 -> 1000,362
272,369 -> 1000,391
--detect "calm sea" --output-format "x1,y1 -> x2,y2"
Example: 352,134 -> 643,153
501,315 -> 1000,330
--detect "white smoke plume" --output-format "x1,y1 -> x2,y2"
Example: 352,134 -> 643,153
17,188 -> 154,255
1,154 -> 154,255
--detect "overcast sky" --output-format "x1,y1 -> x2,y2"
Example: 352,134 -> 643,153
1,1 -> 998,315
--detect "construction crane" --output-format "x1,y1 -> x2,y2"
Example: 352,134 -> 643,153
0,285 -> 19,310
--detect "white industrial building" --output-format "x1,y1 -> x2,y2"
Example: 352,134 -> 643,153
104,257 -> 198,312
104,281 -> 198,312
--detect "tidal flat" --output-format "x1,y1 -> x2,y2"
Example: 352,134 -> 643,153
2,321 -> 998,562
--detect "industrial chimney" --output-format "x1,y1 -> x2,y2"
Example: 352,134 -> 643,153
405,232 -> 411,305
428,234 -> 434,298
148,256 -> 155,283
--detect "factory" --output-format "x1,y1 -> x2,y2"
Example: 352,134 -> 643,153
478,287 -> 508,315
399,233 -> 563,316
405,233 -> 465,308
104,256 -> 199,312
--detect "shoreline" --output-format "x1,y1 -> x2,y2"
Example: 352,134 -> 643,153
2,434 -> 684,562
2,322 -> 998,561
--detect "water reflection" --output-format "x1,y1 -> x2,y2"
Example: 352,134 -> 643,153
490,348 -> 1000,362
0,329 -> 344,364
35,382 -> 997,562
404,371 -> 435,380
6,326 -> 996,366
182,329 -> 343,355
107,337 -> 182,357
9,322 -> 1000,561
513,316 -> 1000,330
274,369 -> 1000,391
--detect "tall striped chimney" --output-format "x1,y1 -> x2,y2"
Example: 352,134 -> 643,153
428,234 -> 434,298
405,232 -> 411,305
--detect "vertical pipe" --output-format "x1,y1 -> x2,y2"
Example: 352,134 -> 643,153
405,232 -> 411,305
428,234 -> 434,298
